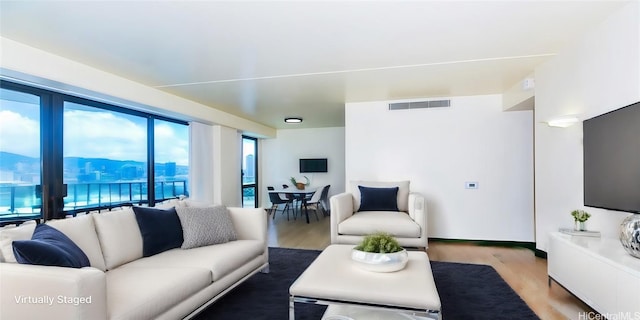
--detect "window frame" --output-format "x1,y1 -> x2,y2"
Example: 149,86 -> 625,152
241,135 -> 258,208
0,80 -> 189,222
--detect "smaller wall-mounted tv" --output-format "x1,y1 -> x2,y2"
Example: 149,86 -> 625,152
300,158 -> 328,173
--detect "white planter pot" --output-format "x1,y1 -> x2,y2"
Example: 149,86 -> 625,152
351,248 -> 409,273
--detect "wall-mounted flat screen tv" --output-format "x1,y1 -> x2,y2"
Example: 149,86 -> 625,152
583,101 -> 640,213
300,158 -> 328,173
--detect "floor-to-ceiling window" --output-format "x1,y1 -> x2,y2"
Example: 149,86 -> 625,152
0,80 -> 189,223
63,101 -> 149,211
153,119 -> 189,201
0,87 -> 42,222
241,136 -> 257,208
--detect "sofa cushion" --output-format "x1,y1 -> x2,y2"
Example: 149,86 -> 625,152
120,239 -> 264,282
13,224 -> 90,268
176,206 -> 237,249
92,208 -> 143,270
47,215 -> 107,271
153,198 -> 183,209
132,206 -> 183,257
350,180 -> 410,212
182,199 -> 215,208
106,266 -> 210,320
0,221 -> 37,263
358,186 -> 399,212
338,211 -> 421,238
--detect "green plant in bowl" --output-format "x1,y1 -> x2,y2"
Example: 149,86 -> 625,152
352,232 -> 408,272
289,176 -> 310,189
354,232 -> 403,253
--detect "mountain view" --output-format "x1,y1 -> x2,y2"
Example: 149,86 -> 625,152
0,151 -> 188,184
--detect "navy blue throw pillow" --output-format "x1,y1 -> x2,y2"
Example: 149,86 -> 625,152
133,206 -> 183,257
358,186 -> 399,212
12,224 -> 90,268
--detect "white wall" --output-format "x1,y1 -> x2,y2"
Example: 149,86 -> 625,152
260,127 -> 345,208
188,122 -> 241,206
503,73 -> 534,111
189,122 -> 215,203
345,94 -> 534,242
534,2 -> 640,251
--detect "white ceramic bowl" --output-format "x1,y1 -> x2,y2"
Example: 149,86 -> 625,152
351,248 -> 409,273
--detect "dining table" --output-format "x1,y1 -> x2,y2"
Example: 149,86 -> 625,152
271,187 -> 317,223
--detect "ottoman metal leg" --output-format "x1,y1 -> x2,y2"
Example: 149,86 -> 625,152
289,295 -> 295,320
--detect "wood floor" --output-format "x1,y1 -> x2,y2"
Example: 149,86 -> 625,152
267,211 -> 597,320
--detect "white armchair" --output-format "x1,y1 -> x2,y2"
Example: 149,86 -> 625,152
330,181 -> 428,248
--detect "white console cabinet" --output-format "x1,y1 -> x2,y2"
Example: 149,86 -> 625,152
548,232 -> 640,315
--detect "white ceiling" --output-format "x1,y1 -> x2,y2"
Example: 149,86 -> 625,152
0,1 -> 629,129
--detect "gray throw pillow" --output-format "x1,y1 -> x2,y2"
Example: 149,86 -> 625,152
175,206 -> 237,249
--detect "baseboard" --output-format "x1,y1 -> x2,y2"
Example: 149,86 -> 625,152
534,249 -> 547,259
429,237 -> 540,255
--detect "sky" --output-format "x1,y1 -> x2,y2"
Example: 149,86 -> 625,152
0,95 -> 189,166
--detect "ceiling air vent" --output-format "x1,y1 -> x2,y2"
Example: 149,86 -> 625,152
388,100 -> 450,110
389,102 -> 410,110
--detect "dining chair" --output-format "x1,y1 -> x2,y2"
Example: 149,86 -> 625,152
303,185 -> 329,221
268,191 -> 293,221
269,185 -> 295,209
282,184 -> 303,212
318,184 -> 331,216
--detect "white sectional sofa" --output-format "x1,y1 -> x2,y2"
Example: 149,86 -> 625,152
0,202 -> 268,320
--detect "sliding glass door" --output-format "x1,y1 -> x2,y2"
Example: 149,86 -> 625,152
241,136 -> 257,208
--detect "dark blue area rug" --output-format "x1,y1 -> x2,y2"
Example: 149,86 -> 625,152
194,247 -> 539,320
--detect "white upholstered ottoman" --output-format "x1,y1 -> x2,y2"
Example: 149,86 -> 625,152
289,244 -> 441,320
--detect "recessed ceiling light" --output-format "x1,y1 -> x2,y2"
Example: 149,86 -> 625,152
284,117 -> 303,123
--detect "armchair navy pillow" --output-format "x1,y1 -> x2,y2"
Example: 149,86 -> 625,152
358,186 -> 399,212
133,206 -> 184,257
12,224 -> 90,268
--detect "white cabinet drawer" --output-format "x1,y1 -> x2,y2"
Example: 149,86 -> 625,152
548,232 -> 640,315
616,270 -> 640,314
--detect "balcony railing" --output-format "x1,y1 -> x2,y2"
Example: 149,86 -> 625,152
242,184 -> 256,208
0,180 -> 188,223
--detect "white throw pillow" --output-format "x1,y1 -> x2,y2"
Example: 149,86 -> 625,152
0,221 -> 37,263
47,215 -> 107,271
92,208 -> 143,270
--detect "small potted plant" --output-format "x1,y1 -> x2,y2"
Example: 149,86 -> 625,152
351,232 -> 408,272
571,209 -> 591,231
290,176 -> 310,190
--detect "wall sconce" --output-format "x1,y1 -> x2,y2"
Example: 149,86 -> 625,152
547,115 -> 579,128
